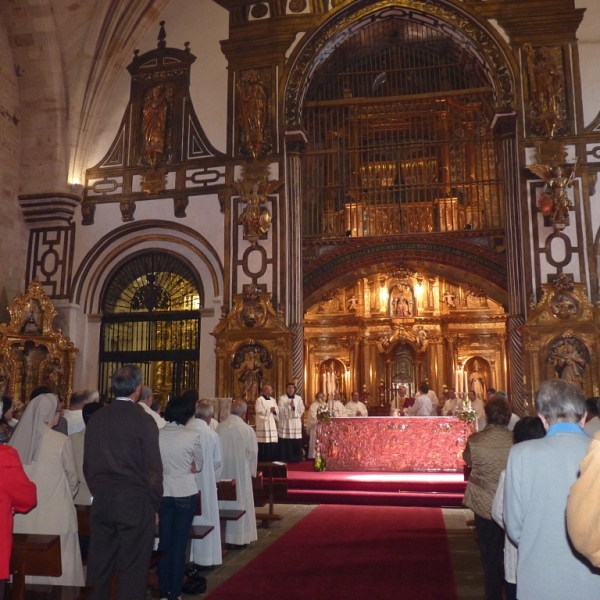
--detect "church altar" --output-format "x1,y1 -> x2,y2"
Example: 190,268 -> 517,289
316,417 -> 474,472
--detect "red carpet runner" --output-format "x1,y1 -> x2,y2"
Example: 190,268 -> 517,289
206,505 -> 458,600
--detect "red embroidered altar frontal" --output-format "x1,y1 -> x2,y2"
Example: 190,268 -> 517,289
316,417 -> 474,472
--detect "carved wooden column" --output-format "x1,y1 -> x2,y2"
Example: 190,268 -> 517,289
284,131 -> 307,398
492,110 -> 528,415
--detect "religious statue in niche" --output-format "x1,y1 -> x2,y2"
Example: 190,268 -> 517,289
19,300 -> 42,335
390,284 -> 413,317
465,285 -> 488,309
550,292 -> 578,320
140,84 -> 171,193
443,289 -> 456,308
414,326 -> 428,349
347,294 -> 359,311
527,161 -> 577,232
236,69 -> 269,158
468,359 -> 487,401
232,344 -> 273,404
523,44 -> 564,138
548,337 -> 589,390
318,289 -> 342,313
142,85 -> 169,167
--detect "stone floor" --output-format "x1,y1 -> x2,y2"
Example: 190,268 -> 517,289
175,504 -> 485,599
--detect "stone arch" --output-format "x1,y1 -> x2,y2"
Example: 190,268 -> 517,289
302,235 -> 507,310
283,0 -> 519,128
71,220 -> 224,314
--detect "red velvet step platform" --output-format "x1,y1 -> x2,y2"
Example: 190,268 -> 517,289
284,461 -> 467,507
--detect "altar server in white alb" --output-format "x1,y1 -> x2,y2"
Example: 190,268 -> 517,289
307,392 -> 326,460
328,391 -> 346,418
277,383 -> 305,463
217,401 -> 258,546
345,391 -> 368,417
405,382 -> 433,416
188,400 -> 223,567
255,384 -> 279,462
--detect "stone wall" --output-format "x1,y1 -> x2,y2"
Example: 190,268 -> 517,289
0,15 -> 26,321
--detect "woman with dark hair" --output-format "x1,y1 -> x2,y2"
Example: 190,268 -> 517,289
492,417 -> 546,600
462,396 -> 514,600
0,398 -> 15,444
157,395 -> 204,600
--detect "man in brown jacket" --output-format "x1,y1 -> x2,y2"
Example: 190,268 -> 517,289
84,365 -> 163,600
463,396 -> 513,600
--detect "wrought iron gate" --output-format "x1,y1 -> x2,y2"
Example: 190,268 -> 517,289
99,252 -> 202,403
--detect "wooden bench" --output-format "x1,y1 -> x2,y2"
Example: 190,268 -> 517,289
217,479 -> 237,501
10,533 -> 63,600
6,584 -> 93,600
254,462 -> 288,527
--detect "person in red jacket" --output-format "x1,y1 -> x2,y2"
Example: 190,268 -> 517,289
0,403 -> 36,600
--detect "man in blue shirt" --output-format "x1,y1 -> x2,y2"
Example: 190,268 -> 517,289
504,379 -> 600,600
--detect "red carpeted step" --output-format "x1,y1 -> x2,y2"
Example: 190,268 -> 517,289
282,463 -> 466,507
286,489 -> 465,507
206,504 -> 459,600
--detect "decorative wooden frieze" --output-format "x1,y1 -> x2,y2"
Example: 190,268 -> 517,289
81,22 -> 226,224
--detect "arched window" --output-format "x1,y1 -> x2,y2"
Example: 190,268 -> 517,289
99,252 -> 203,403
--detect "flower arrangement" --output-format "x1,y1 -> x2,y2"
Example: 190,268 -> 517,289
316,405 -> 332,422
457,397 -> 477,424
314,456 -> 326,471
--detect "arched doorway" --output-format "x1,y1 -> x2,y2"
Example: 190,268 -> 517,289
295,3 -> 516,405
98,251 -> 203,404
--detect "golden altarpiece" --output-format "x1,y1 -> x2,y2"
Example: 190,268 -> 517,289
213,286 -> 294,424
522,275 -> 600,401
305,268 -> 507,410
0,279 -> 77,404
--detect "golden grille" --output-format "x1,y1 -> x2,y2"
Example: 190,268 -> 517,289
302,18 -> 503,238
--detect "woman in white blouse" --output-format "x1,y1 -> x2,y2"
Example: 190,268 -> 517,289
158,395 -> 204,600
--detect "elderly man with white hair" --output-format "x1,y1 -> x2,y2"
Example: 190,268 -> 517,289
187,400 -> 223,567
504,379 -> 600,600
137,385 -> 166,429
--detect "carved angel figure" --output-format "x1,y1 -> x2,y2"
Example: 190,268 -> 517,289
234,177 -> 282,244
527,162 -> 576,231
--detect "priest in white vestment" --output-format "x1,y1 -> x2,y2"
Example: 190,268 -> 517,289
328,391 -> 346,418
217,401 -> 258,546
277,383 -> 305,463
255,385 -> 279,462
345,391 -> 368,417
187,400 -> 223,566
390,386 -> 412,416
307,393 -> 326,459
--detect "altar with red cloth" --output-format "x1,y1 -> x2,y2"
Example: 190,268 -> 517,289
316,416 -> 474,472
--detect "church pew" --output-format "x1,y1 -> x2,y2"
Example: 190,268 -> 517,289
217,479 -> 238,501
5,584 -> 93,599
10,533 -> 62,600
217,479 -> 246,548
254,462 -> 288,527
